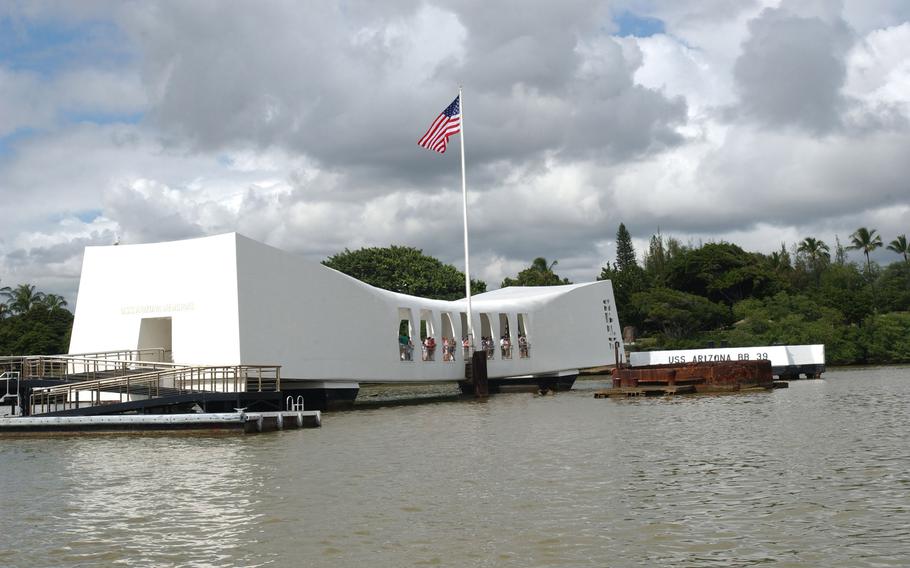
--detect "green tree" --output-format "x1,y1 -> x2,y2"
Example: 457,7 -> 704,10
876,261 -> 910,313
796,237 -> 830,285
630,287 -> 731,341
767,243 -> 792,274
665,242 -> 784,305
0,283 -> 45,315
38,294 -> 69,311
0,284 -> 73,355
615,223 -> 637,272
834,235 -> 848,266
323,246 -> 486,300
814,262 -> 874,325
501,257 -> 571,287
719,292 -> 863,364
643,233 -> 686,287
886,234 -> 909,263
796,237 -> 830,264
848,227 -> 883,273
862,312 -> 910,363
600,224 -> 650,329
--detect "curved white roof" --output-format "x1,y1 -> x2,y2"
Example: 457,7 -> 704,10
70,233 -> 624,382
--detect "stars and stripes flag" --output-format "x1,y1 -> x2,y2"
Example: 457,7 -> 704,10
417,95 -> 461,153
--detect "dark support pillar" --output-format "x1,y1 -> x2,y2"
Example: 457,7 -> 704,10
470,351 -> 488,397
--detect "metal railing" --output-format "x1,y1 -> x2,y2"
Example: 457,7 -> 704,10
29,364 -> 281,415
1,349 -> 170,381
0,371 -> 20,415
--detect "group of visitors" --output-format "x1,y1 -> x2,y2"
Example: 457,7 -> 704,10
479,337 -> 497,359
420,336 -> 457,362
440,337 -> 457,361
399,332 -> 529,361
477,334 -> 525,359
518,334 -> 529,358
398,333 -> 415,361
422,336 -> 437,360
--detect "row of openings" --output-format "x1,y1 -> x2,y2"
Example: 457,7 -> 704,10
397,309 -> 531,362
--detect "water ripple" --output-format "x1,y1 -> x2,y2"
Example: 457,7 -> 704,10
1,366 -> 909,567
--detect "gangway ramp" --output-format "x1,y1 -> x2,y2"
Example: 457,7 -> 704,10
29,364 -> 282,416
2,349 -> 173,383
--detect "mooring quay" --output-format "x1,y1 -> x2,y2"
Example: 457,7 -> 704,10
0,349 -> 323,434
0,411 -> 321,436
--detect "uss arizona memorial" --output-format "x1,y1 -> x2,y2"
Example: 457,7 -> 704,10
68,233 -> 624,404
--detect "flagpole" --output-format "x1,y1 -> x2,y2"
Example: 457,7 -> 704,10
458,86 -> 475,349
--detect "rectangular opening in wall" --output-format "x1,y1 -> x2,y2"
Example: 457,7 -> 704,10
480,313 -> 494,360
137,317 -> 172,362
441,312 -> 456,362
517,313 -> 530,358
498,313 -> 512,359
398,308 -> 414,361
419,309 -> 436,361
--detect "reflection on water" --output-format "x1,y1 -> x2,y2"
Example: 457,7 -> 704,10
1,367 -> 909,567
3,437 -> 268,567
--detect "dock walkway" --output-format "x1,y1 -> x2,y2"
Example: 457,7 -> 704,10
0,411 -> 320,435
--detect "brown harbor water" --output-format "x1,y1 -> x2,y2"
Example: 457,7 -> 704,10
1,366 -> 909,567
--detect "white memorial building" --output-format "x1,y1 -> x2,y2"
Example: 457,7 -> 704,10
69,233 -> 623,401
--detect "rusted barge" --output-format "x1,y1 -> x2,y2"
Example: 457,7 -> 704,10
595,359 -> 787,398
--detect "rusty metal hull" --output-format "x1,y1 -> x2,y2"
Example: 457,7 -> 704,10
606,360 -> 776,393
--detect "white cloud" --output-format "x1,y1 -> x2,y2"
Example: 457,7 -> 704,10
845,22 -> 910,116
1,0 -> 909,305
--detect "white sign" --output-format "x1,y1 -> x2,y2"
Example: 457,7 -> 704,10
629,345 -> 825,368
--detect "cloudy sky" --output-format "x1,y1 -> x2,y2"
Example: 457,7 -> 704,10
1,0 -> 909,303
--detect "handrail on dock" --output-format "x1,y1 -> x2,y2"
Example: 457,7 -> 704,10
28,364 -> 281,415
1,349 -> 171,381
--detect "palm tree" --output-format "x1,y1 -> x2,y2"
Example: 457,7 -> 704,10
530,257 -> 558,274
502,257 -> 571,287
887,234 -> 909,263
39,294 -> 69,310
797,237 -> 830,284
797,237 -> 830,262
0,283 -> 45,315
847,227 -> 883,272
768,243 -> 792,274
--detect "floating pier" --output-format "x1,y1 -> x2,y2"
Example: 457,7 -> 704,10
0,411 -> 320,436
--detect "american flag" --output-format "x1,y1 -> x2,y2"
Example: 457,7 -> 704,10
417,95 -> 461,153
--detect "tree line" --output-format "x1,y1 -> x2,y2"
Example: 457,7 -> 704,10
323,233 -> 910,365
4,228 -> 906,364
0,283 -> 74,355
599,225 -> 910,365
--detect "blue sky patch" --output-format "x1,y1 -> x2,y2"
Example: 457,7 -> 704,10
74,209 -> 103,223
0,15 -> 132,76
61,110 -> 145,126
614,11 -> 666,37
0,127 -> 39,157
46,209 -> 103,224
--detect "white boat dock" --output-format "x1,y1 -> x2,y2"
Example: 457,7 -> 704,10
0,410 -> 321,436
